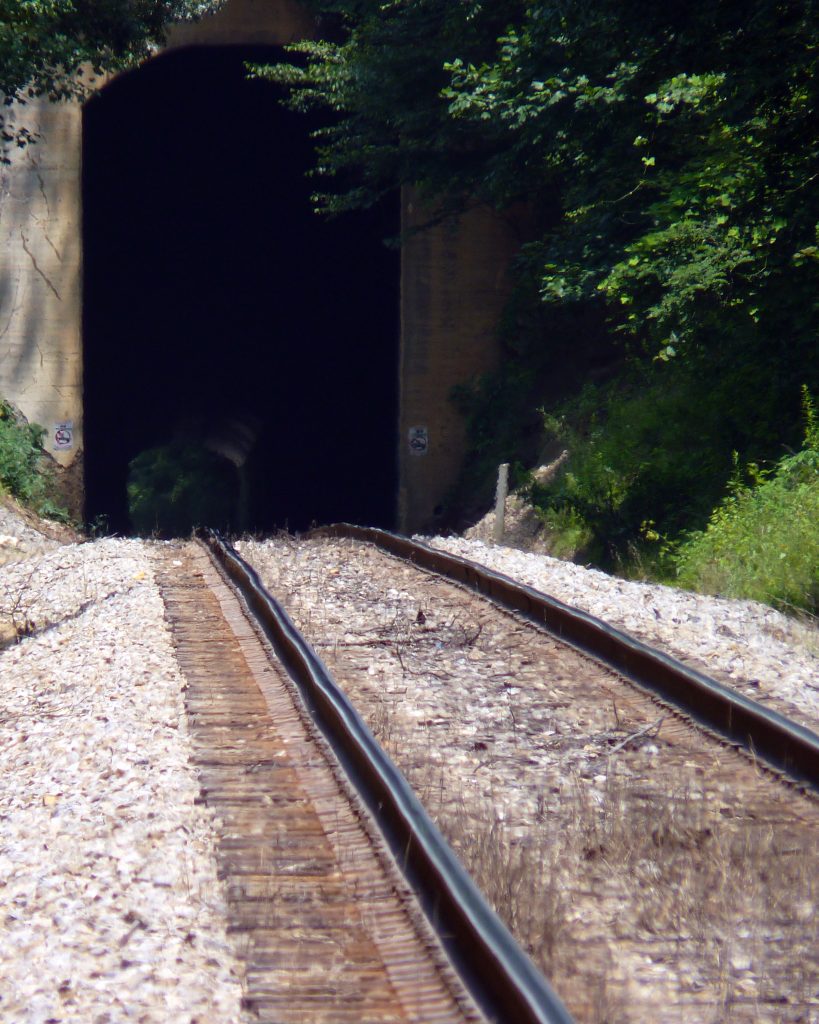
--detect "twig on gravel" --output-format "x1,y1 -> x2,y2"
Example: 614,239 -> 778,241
3,563 -> 40,642
603,717 -> 665,760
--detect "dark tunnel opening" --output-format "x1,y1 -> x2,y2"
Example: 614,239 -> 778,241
83,45 -> 399,536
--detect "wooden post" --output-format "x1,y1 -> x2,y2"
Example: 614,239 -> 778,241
493,463 -> 509,544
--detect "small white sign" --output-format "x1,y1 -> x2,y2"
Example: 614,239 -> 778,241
53,421 -> 73,451
408,425 -> 428,455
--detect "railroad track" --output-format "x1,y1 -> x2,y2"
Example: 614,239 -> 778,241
155,537 -> 575,1024
233,528 -> 819,1024
310,525 -> 819,791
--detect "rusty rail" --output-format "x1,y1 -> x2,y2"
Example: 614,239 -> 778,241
310,524 -> 819,793
200,529 -> 576,1024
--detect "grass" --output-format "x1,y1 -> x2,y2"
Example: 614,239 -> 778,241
673,395 -> 819,614
369,699 -> 818,1024
675,469 -> 819,611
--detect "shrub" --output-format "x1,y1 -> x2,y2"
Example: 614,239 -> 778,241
673,389 -> 819,613
528,368 -> 737,565
0,398 -> 69,520
526,341 -> 818,570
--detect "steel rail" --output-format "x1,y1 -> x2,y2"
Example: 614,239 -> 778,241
310,524 -> 819,793
200,529 -> 576,1024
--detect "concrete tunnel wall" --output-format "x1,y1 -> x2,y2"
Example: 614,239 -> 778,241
0,0 -> 520,532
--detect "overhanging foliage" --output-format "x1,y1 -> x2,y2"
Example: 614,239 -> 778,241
260,1 -> 819,368
0,0 -> 223,150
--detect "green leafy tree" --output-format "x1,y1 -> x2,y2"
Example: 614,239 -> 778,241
265,1 -> 819,364
251,0 -> 521,215
127,441 -> 238,537
262,1 -> 819,571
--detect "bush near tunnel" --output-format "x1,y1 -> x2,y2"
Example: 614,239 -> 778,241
127,442 -> 238,538
0,399 -> 68,521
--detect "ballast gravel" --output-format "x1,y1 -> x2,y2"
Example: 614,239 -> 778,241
239,534 -> 819,1024
1,521 -> 817,1024
423,535 -> 819,734
0,540 -> 249,1024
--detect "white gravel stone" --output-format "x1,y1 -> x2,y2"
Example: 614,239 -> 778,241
421,535 -> 819,733
2,516 -> 815,1021
0,540 -> 249,1024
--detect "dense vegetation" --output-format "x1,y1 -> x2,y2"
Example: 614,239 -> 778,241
674,388 -> 819,610
0,399 -> 68,520
260,0 -> 819,612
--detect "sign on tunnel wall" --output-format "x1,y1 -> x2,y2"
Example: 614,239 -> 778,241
53,421 -> 74,452
408,427 -> 429,455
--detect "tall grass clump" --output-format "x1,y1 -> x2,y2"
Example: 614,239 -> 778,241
674,387 -> 819,614
0,398 -> 68,521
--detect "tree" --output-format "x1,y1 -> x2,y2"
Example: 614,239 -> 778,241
263,1 -> 819,365
261,1 -> 819,559
251,0 -> 522,216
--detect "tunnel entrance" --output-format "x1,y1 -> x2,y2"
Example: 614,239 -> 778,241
83,45 -> 398,535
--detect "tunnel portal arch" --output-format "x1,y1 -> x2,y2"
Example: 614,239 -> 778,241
82,42 -> 399,534
1,0 -> 519,534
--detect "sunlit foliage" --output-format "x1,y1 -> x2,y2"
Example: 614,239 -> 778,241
262,1 -> 819,366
